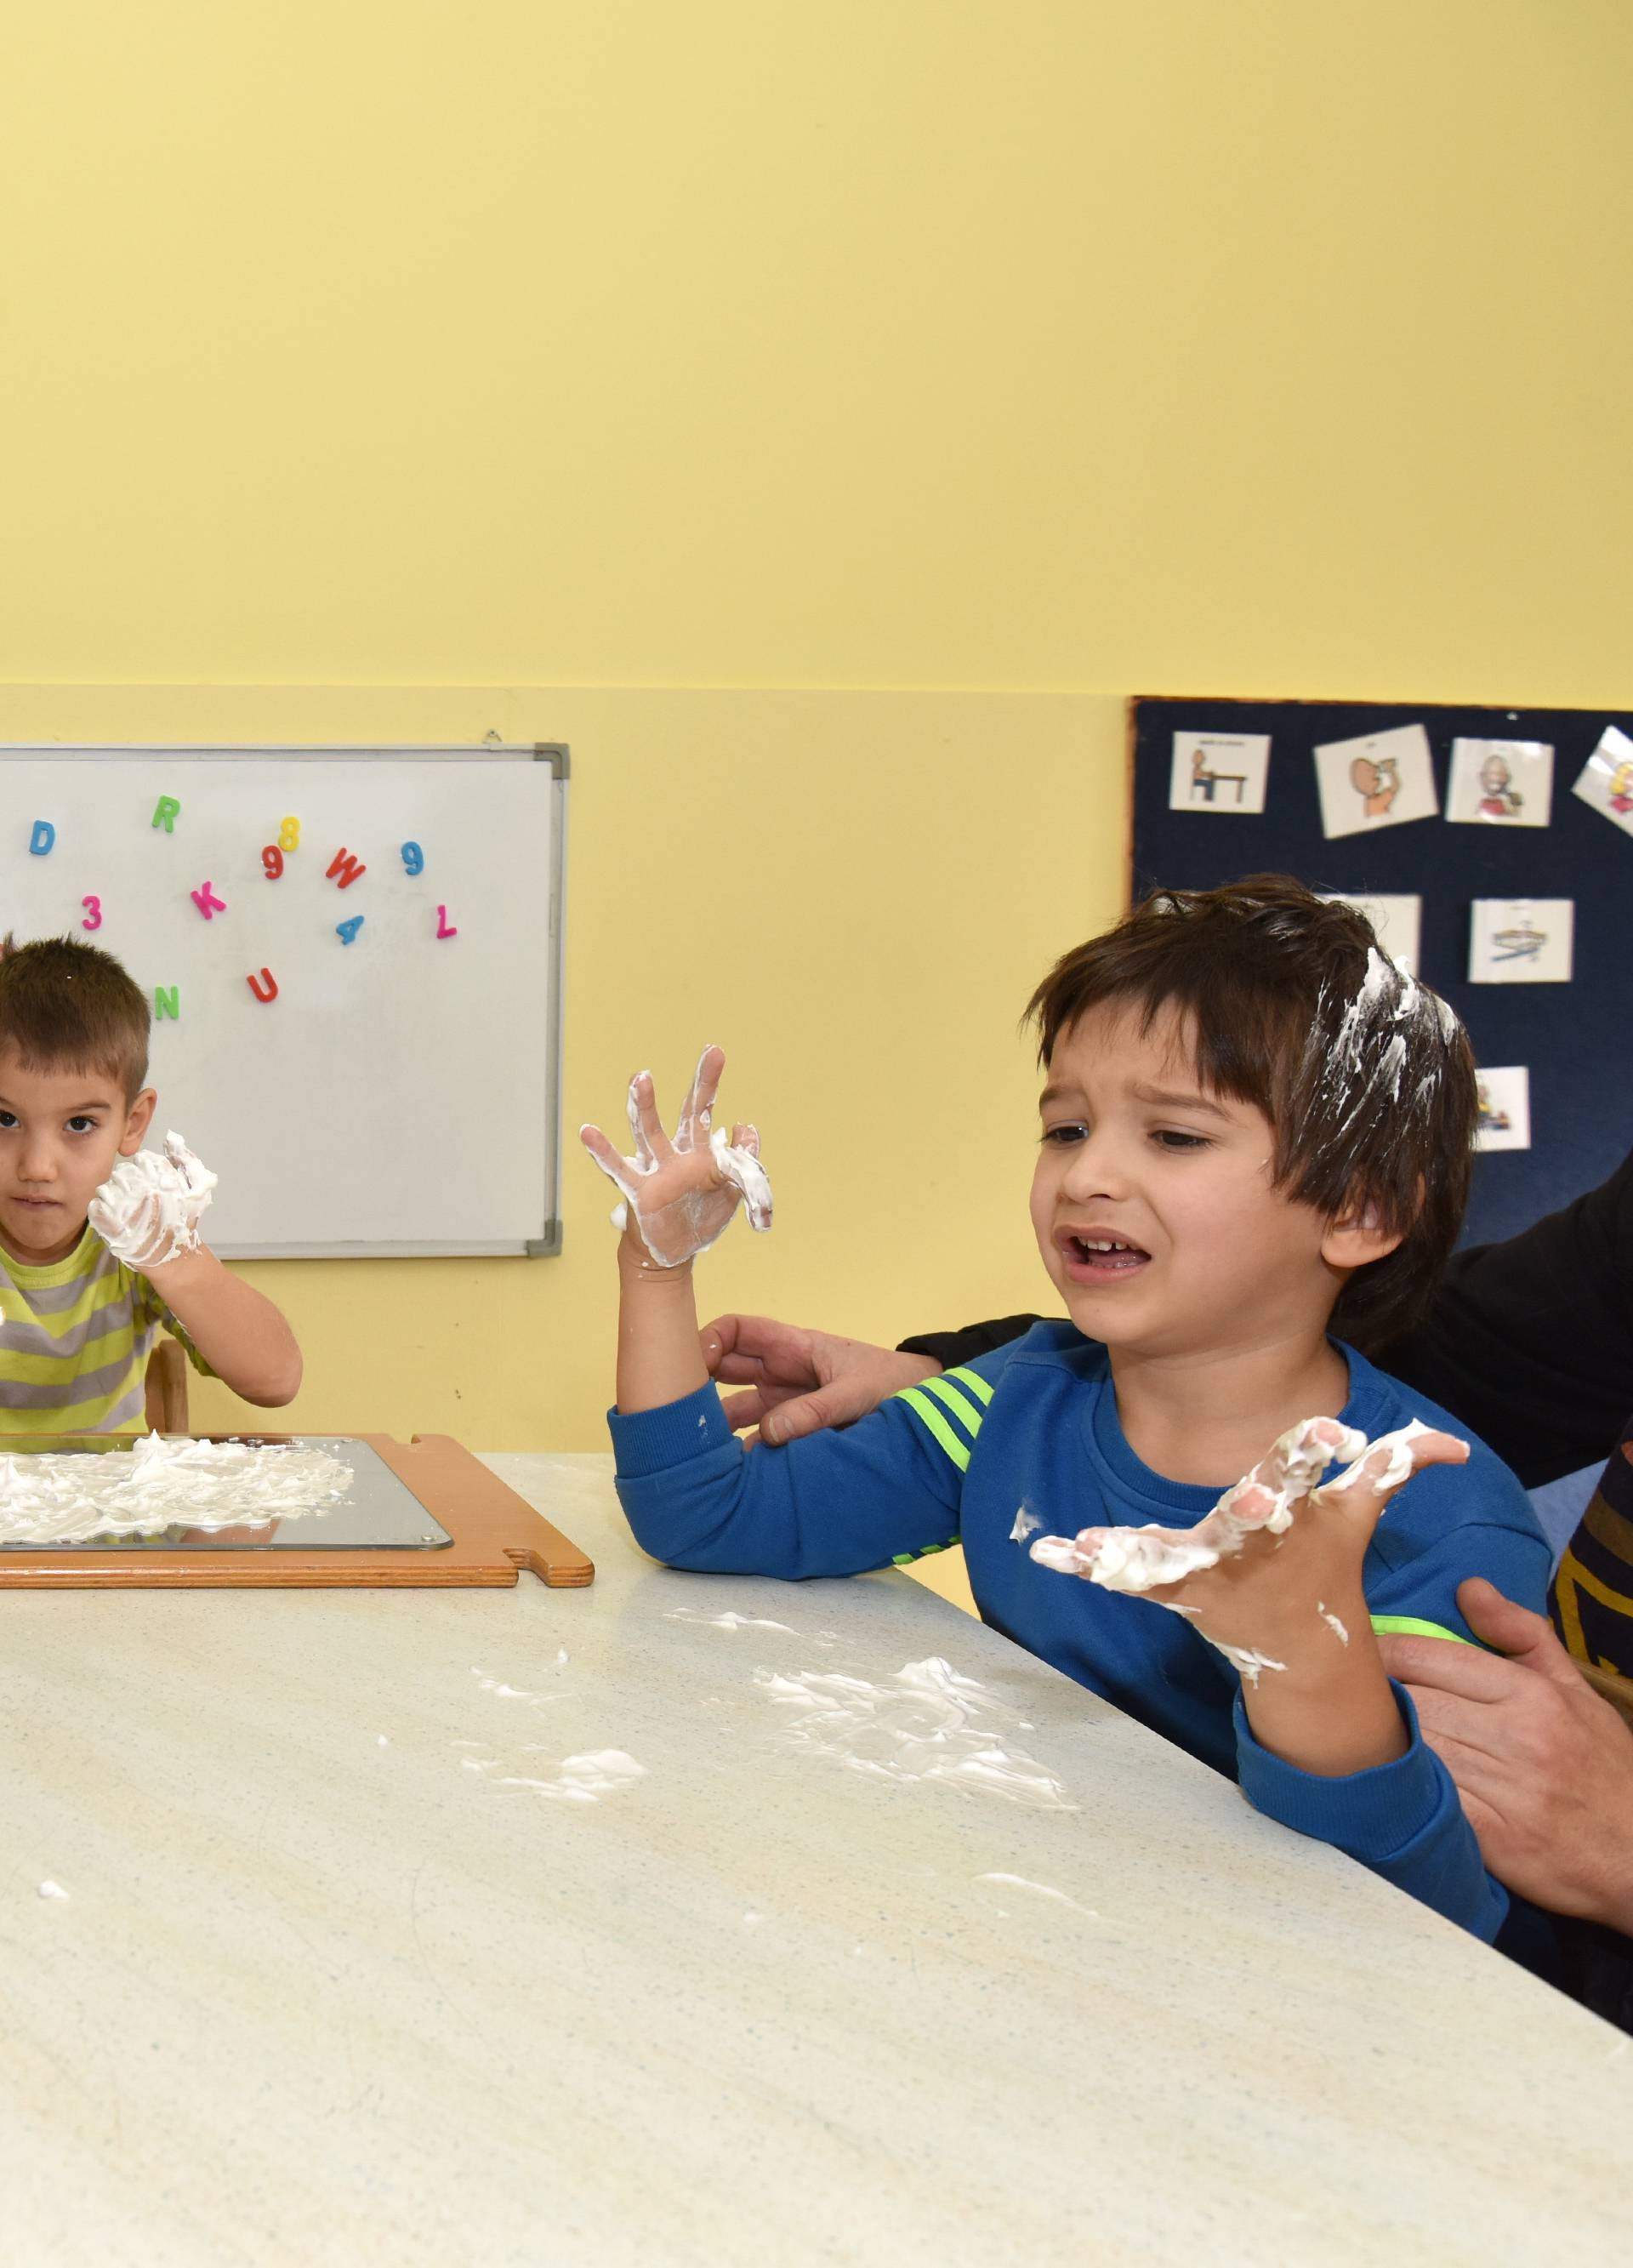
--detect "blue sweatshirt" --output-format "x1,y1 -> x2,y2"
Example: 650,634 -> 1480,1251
611,1324 -> 1550,1940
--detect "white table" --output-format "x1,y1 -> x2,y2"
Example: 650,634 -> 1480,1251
0,1454 -> 1624,2266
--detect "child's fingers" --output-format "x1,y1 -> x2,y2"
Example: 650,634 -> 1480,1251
1032,1520 -> 1221,1590
1029,1530 -> 1101,1578
625,1069 -> 675,1165
1215,1416 -> 1366,1534
578,1123 -> 637,1200
1210,1482 -> 1282,1536
623,1076 -> 654,1170
714,1132 -> 774,1233
1312,1423 -> 1467,1517
674,1045 -> 725,1152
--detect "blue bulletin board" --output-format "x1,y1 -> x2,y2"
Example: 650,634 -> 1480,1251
1128,698 -> 1631,1249
0,745 -> 568,1258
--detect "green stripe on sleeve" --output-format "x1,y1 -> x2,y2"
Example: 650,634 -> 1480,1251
896,1385 -> 971,1472
1368,1615 -> 1475,1648
919,1374 -> 984,1440
943,1365 -> 994,1405
892,1536 -> 962,1564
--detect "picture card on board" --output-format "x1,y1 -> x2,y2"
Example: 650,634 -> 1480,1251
1572,725 -> 1633,841
1445,738 -> 1553,828
1317,892 -> 1422,973
1313,724 -> 1437,839
1474,1066 -> 1530,1153
1468,898 -> 1574,984
1168,732 -> 1272,814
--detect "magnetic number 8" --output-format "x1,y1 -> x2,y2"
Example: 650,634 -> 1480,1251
262,845 -> 285,880
277,816 -> 301,852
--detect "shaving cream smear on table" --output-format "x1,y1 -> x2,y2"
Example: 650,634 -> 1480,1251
755,1655 -> 1073,1809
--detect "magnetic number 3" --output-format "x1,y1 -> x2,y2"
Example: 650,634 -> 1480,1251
81,895 -> 102,932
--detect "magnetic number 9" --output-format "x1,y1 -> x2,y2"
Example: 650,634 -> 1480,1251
81,895 -> 102,932
261,845 -> 285,880
401,841 -> 424,877
277,816 -> 301,852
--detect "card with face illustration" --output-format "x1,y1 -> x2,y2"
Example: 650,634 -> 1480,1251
1445,738 -> 1553,828
1313,724 -> 1437,840
1572,725 -> 1633,841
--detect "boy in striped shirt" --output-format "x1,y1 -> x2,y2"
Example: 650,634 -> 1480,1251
0,936 -> 301,1433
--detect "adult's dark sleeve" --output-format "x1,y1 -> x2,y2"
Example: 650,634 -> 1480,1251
896,1314 -> 1045,1367
1385,1147 -> 1633,1489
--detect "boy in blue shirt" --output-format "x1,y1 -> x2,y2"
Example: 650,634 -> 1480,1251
582,878 -> 1549,1941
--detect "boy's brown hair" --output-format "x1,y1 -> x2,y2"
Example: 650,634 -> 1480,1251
1025,875 -> 1478,1353
0,935 -> 151,1102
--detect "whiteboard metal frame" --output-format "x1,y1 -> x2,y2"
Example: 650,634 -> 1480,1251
0,743 -> 569,1261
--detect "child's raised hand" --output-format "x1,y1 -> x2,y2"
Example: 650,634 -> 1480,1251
88,1131 -> 219,1273
580,1046 -> 773,1270
1030,1416 -> 1469,1682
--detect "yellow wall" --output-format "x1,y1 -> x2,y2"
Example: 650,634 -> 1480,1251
0,683 -> 1122,1453
2,4 -> 1630,1456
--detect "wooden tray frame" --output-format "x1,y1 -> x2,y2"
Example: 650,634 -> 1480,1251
0,1433 -> 595,1590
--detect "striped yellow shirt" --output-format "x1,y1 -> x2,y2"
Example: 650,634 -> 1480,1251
0,1224 -> 206,1435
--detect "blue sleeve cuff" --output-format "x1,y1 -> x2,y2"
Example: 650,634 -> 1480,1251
608,1383 -> 735,1479
1234,1682 -> 1443,1858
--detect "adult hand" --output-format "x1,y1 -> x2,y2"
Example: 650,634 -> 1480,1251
700,1314 -> 939,1445
580,1046 -> 772,1269
1379,1578 -> 1633,1931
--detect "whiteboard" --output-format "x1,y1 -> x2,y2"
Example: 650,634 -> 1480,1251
0,747 -> 567,1257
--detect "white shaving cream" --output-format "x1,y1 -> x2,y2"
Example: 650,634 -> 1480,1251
87,1131 -> 217,1268
583,1049 -> 775,1268
976,1872 -> 1100,1918
1294,945 -> 1464,1176
667,1607 -> 798,1633
465,1748 -> 647,1804
0,1433 -> 352,1543
1030,1415 -> 1368,1592
755,1655 -> 1073,1809
1213,1644 -> 1287,1688
1030,1415 -> 1462,1684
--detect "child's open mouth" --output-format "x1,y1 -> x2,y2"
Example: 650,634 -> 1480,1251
1058,1230 -> 1152,1283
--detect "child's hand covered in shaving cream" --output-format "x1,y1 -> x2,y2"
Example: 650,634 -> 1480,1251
580,1045 -> 772,1269
88,1131 -> 219,1272
1031,1415 -> 1468,1684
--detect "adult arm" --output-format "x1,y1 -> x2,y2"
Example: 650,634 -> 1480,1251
701,1314 -> 942,1443
1378,1577 -> 1633,1933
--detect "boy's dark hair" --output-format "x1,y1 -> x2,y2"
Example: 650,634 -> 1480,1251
0,934 -> 151,1102
1025,876 -> 1478,1353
